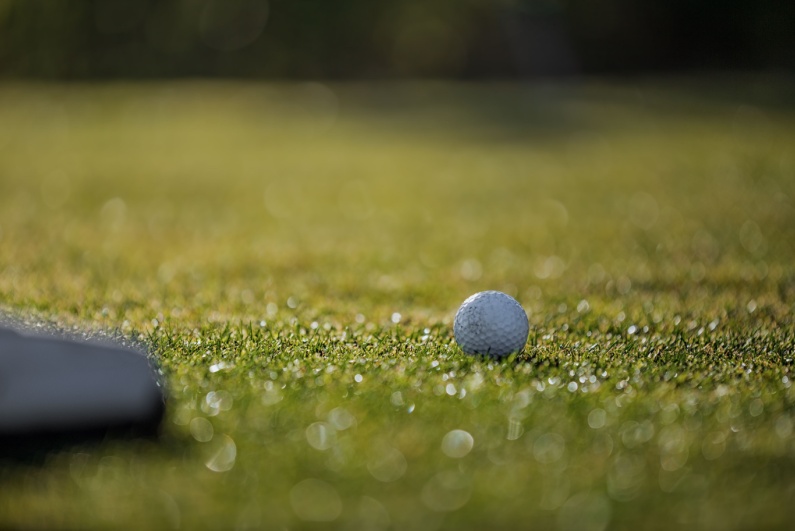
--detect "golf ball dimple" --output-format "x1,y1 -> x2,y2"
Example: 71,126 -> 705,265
454,291 -> 530,357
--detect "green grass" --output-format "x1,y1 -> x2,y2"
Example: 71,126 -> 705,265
0,79 -> 794,530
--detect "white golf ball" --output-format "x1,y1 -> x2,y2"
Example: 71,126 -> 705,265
454,291 -> 529,357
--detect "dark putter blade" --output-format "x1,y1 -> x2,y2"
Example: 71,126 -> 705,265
0,326 -> 165,456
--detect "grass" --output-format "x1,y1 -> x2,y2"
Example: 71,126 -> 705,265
0,79 -> 794,530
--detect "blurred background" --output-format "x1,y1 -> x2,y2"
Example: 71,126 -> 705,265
0,0 -> 792,80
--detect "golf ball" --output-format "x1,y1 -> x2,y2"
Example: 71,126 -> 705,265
454,291 -> 529,357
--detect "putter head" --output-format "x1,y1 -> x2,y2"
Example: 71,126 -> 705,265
0,326 -> 165,455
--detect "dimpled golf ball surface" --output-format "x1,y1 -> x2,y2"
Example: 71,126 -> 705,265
454,291 -> 530,357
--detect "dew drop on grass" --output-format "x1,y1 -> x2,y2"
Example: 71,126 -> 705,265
460,258 -> 482,281
306,422 -> 337,451
506,419 -> 524,441
441,430 -> 474,458
209,361 -> 233,373
590,432 -> 614,459
205,434 -> 236,473
189,417 -> 214,442
202,390 -> 233,416
588,409 -> 607,429
391,391 -> 404,406
262,382 -> 283,406
367,445 -> 407,482
657,424 -> 689,471
327,407 -> 356,430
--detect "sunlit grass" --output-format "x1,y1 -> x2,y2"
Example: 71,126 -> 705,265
0,80 -> 794,530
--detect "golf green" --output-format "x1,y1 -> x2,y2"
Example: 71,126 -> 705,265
0,80 -> 793,530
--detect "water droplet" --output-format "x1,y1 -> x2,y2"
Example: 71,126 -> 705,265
209,361 -> 233,373
590,432 -> 614,458
327,407 -> 357,430
100,197 -> 127,230
391,391 -> 404,406
290,479 -> 342,522
657,425 -> 688,471
262,384 -> 283,405
189,417 -> 214,442
460,258 -> 482,281
354,374 -> 363,383
534,255 -> 565,279
205,434 -> 236,472
588,263 -> 606,284
367,445 -> 407,482
441,430 -> 474,458
306,422 -> 337,451
506,418 -> 524,441
202,390 -> 233,416
607,453 -> 645,501
588,409 -> 607,429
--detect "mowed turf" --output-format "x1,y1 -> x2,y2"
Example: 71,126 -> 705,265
0,80 -> 794,530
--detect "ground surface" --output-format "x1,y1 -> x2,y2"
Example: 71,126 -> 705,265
0,80 -> 793,530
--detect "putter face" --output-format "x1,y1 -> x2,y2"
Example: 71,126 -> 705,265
0,327 -> 165,446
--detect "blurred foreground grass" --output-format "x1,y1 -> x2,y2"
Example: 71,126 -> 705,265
0,80 -> 794,530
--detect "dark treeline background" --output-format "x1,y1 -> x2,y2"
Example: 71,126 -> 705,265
0,0 -> 792,79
